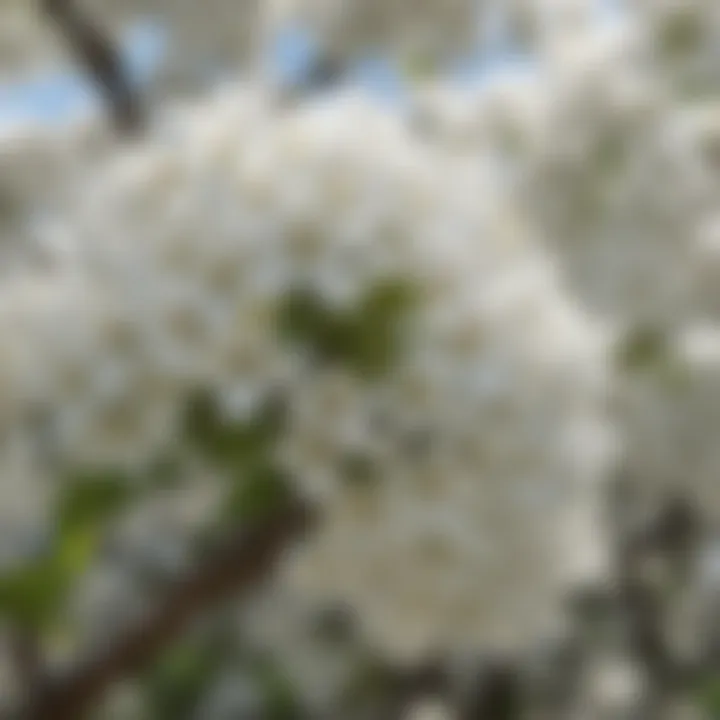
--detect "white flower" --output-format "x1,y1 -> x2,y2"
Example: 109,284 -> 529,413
0,87 -> 613,662
616,324 -> 720,516
409,17 -> 720,334
504,0 -> 606,59
0,117 -> 114,277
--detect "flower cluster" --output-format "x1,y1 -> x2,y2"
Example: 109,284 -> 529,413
0,116 -> 115,280
0,86 -> 613,662
406,11 -> 720,516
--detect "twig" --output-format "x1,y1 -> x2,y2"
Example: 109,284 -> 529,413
15,497 -> 315,720
41,0 -> 144,134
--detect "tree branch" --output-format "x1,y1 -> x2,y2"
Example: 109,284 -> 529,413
7,627 -> 43,703
15,497 -> 315,720
41,0 -> 144,134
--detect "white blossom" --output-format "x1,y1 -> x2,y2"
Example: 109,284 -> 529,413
410,20 -> 720,332
404,9 -> 720,519
0,116 -> 115,276
616,324 -> 720,516
0,87 -> 613,662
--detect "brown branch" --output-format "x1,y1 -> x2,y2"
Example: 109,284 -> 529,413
16,497 -> 315,720
7,627 -> 43,702
41,0 -> 144,134
454,658 -> 522,720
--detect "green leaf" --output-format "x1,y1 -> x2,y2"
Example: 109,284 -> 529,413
144,641 -> 224,720
56,525 -> 98,578
0,471 -> 133,629
615,325 -> 669,373
58,471 -> 134,534
349,280 -> 415,378
252,660 -> 305,720
278,280 -> 415,378
183,390 -> 287,472
183,390 -> 223,455
659,9 -> 703,58
615,324 -> 693,393
277,288 -> 335,349
0,522 -> 106,629
277,289 -> 352,367
696,674 -> 720,718
0,559 -> 66,628
223,463 -> 293,524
